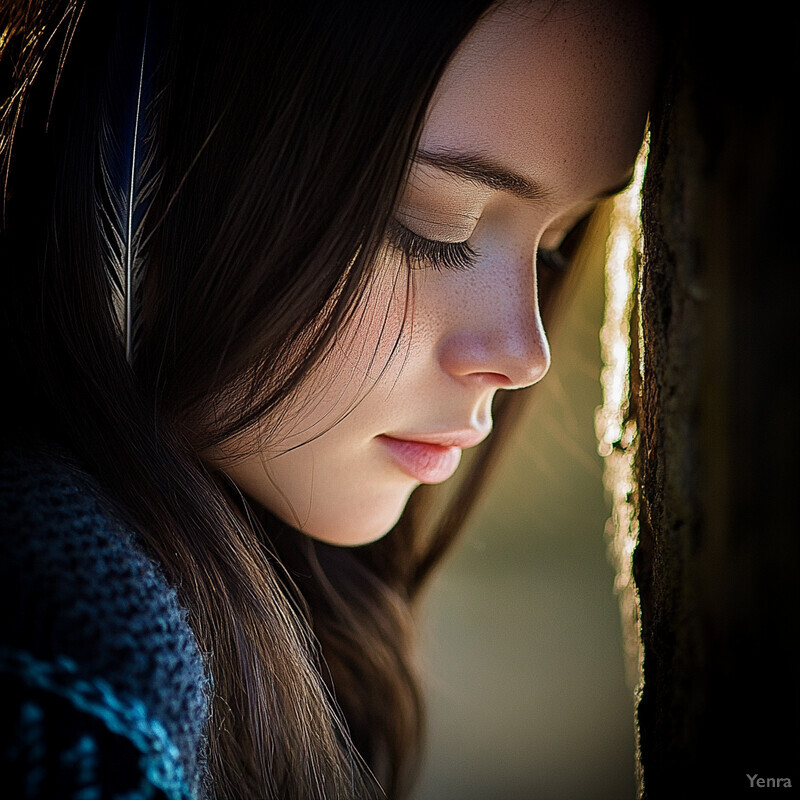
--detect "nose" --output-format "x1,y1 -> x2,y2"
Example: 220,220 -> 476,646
436,252 -> 551,390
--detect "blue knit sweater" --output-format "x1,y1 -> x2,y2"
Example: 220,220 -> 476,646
0,447 -> 211,799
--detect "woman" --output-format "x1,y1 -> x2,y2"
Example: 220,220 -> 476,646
0,0 -> 656,797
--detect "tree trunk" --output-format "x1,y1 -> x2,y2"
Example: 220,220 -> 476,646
632,11 -> 799,799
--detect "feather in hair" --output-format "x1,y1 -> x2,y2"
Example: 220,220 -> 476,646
95,5 -> 161,364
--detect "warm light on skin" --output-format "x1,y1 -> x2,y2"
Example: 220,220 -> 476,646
206,0 -> 657,546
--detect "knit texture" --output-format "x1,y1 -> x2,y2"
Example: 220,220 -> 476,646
0,446 -> 211,799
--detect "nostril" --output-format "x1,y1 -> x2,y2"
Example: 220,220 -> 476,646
469,371 -> 515,389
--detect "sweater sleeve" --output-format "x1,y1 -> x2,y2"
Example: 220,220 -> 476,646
2,649 -> 186,799
1,447 -> 211,800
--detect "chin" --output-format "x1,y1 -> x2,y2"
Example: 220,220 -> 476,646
292,485 -> 416,548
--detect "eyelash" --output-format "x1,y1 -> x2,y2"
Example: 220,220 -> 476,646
387,220 -> 478,272
538,213 -> 592,276
537,247 -> 568,275
387,212 -> 591,276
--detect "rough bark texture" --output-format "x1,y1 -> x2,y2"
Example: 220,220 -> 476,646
634,11 -> 799,799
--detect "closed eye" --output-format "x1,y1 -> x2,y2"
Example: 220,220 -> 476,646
537,212 -> 592,276
537,247 -> 568,275
386,219 -> 478,272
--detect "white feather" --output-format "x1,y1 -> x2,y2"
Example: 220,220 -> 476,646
96,12 -> 160,364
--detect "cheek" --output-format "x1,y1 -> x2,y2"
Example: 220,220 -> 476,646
205,257 -> 424,546
285,260 -> 412,440
231,258 -> 412,455
333,262 -> 411,384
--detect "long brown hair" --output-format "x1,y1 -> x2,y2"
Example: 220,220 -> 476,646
0,1 -> 571,797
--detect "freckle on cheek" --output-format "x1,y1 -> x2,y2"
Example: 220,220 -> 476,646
333,268 -> 412,381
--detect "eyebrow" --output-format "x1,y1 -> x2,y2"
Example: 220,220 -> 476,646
415,149 -> 550,201
415,149 -> 635,203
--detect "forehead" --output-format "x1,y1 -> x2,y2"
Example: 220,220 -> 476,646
419,0 -> 657,203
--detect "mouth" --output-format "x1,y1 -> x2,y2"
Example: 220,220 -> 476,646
376,429 -> 488,484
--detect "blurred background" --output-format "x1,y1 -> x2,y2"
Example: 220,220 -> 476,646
416,211 -> 636,800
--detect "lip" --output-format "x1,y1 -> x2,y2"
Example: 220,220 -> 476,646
377,429 -> 489,484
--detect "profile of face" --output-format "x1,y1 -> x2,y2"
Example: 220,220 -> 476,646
207,0 -> 656,546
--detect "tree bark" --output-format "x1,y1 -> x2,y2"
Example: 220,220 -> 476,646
633,11 -> 799,798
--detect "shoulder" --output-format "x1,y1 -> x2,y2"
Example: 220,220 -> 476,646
0,445 -> 211,799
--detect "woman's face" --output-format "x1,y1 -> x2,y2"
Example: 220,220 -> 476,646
208,0 -> 656,546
